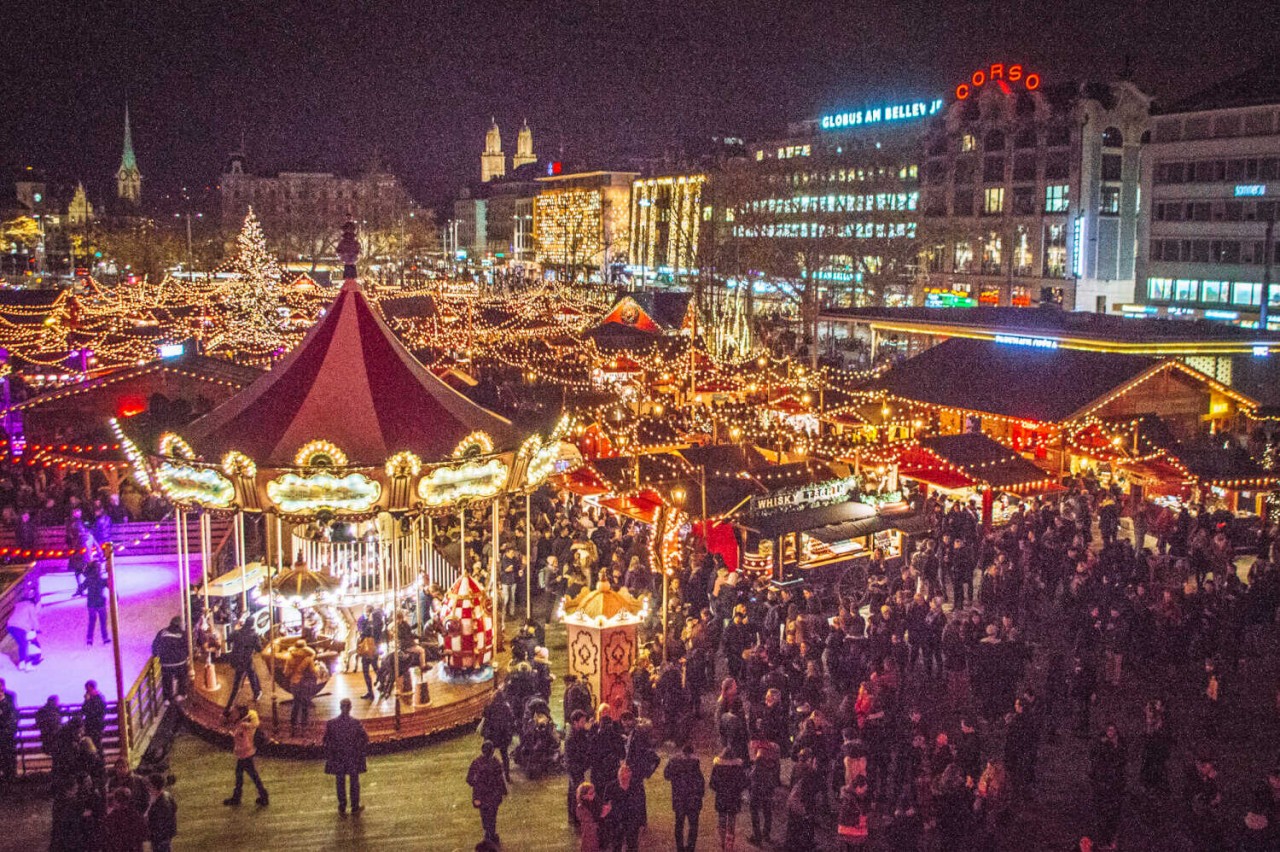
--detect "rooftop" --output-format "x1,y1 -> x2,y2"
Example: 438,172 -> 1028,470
1160,56 -> 1280,114
820,306 -> 1280,355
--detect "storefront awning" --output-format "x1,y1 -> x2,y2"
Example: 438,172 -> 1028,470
804,510 -> 929,544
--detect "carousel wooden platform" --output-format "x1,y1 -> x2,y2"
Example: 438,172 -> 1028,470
181,656 -> 495,752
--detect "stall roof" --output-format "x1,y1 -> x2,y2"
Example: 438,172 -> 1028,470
919,433 -> 1056,490
741,499 -> 877,539
1166,437 -> 1276,485
678,443 -> 768,474
864,338 -> 1159,423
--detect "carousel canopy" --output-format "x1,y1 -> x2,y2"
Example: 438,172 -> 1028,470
270,565 -> 339,598
184,278 -> 516,467
562,579 -> 646,625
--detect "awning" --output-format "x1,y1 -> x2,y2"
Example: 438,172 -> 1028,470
804,510 -> 929,544
741,499 -> 876,539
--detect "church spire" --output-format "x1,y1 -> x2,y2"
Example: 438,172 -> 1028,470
481,117 -> 506,182
117,104 -> 142,206
513,119 -> 536,169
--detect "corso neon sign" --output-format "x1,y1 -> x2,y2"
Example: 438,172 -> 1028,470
955,64 -> 1041,100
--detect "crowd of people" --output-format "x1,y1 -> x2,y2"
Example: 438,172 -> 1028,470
469,485 -> 1280,851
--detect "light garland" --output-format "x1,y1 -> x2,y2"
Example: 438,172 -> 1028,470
294,439 -> 349,468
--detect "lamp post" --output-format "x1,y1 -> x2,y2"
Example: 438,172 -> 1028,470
103,542 -> 130,765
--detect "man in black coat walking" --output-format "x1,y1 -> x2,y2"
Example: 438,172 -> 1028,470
151,617 -> 189,703
83,562 -> 109,645
664,743 -> 705,852
467,740 -> 508,845
323,699 -> 369,815
223,617 -> 262,715
565,710 -> 593,826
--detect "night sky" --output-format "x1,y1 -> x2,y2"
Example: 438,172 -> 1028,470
3,0 -> 1277,214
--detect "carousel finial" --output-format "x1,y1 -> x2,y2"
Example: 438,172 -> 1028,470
336,220 -> 360,281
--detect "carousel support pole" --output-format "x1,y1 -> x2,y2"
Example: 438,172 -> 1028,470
491,500 -> 504,653
103,542 -> 130,766
460,508 -> 466,572
234,510 -> 247,613
200,513 -> 211,613
177,509 -> 194,674
268,514 -> 280,732
427,515 -> 436,585
392,521 -> 402,730
524,492 -> 532,622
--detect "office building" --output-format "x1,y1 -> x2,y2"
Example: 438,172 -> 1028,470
534,171 -> 638,280
1135,61 -> 1280,328
918,65 -> 1150,312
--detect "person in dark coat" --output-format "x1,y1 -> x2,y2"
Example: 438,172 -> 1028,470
602,763 -> 646,852
35,695 -> 62,756
590,708 -> 627,787
664,743 -> 705,852
709,746 -> 749,851
151,618 -> 189,702
1088,723 -> 1127,849
146,773 -> 178,852
101,786 -> 149,852
49,775 -> 84,852
480,689 -> 516,781
223,617 -> 262,714
83,562 -> 110,645
82,680 -> 107,750
467,740 -> 508,846
566,710 -> 594,827
323,698 -> 369,815
0,678 -> 17,783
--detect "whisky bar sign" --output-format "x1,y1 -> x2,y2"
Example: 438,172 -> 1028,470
752,476 -> 860,515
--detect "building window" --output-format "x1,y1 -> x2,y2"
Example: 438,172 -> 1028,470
1201,280 -> 1229,304
1013,225 -> 1033,275
1155,162 -> 1186,184
1046,124 -> 1071,147
1101,153 -> 1122,181
983,187 -> 1004,215
984,130 -> 1006,152
1173,278 -> 1199,302
961,133 -> 977,153
981,232 -> 1003,274
954,240 -> 974,273
983,157 -> 1005,182
926,161 -> 947,183
954,158 -> 976,184
928,137 -> 948,156
1044,184 -> 1069,213
1013,154 -> 1037,182
1043,224 -> 1067,277
1045,152 -> 1070,180
1012,187 -> 1037,215
1014,127 -> 1037,149
1233,282 -> 1261,306
1099,186 -> 1121,215
1213,241 -> 1241,263
1101,127 -> 1124,148
952,189 -> 974,216
1147,277 -> 1174,301
1190,240 -> 1211,263
926,244 -> 946,272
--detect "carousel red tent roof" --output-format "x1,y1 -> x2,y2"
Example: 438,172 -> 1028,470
185,278 -> 516,467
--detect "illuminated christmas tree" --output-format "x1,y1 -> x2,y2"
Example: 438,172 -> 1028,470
221,208 -> 282,351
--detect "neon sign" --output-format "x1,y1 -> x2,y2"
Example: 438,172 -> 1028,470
820,99 -> 944,131
1234,184 -> 1267,197
994,334 -> 1059,350
955,64 -> 1041,100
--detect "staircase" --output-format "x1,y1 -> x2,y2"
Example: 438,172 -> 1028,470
13,700 -> 123,776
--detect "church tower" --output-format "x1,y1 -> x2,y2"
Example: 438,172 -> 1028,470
116,105 -> 142,206
480,118 -> 506,182
513,119 -> 536,170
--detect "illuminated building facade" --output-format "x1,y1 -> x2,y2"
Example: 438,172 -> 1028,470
1135,63 -> 1280,329
918,65 -> 1151,312
729,97 -> 940,306
534,171 -> 638,280
629,173 -> 706,280
453,163 -> 541,262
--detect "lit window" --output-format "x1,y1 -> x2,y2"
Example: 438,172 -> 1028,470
961,134 -> 977,153
1173,279 -> 1199,302
755,150 -> 764,161
1233,281 -> 1261,306
1201,281 -> 1229,304
954,241 -> 974,273
1044,185 -> 1069,213
983,187 -> 1004,215
1147,277 -> 1173,301
1100,186 -> 1121,215
981,232 -> 1003,274
724,209 -> 735,222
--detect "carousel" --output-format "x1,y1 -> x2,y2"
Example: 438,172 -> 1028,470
117,222 -> 576,748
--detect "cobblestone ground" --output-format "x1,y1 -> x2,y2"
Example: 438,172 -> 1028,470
6,588 -> 1280,851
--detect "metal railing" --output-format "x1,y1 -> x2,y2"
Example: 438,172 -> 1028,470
120,656 -> 164,765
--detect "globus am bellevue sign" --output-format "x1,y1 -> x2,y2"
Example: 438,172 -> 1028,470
820,98 -> 944,131
955,63 -> 1041,100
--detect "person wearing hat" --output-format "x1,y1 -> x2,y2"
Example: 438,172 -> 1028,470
151,616 -> 189,702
